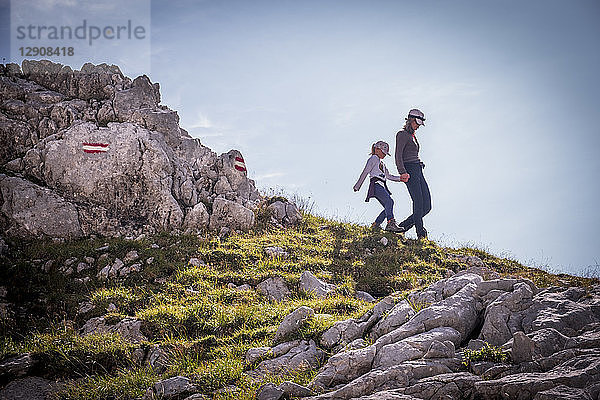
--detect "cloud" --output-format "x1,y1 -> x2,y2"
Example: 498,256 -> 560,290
188,112 -> 214,129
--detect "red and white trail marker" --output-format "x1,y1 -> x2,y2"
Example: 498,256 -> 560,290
234,156 -> 247,173
82,142 -> 109,153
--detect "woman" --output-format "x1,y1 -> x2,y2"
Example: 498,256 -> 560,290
394,109 -> 431,239
353,140 -> 405,232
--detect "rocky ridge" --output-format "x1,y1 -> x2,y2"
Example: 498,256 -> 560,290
246,264 -> 600,400
0,60 -> 299,239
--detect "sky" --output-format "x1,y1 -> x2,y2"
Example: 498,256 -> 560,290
1,0 -> 599,276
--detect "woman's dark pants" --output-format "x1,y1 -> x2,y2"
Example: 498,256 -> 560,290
399,162 -> 431,238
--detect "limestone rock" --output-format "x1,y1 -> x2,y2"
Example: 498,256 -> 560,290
256,383 -> 284,400
0,376 -> 60,400
0,174 -> 83,238
183,202 -> 210,232
1,60 -> 261,239
320,317 -> 369,350
267,200 -> 302,226
512,331 -> 535,363
80,316 -> 147,343
274,306 -> 314,344
300,271 -> 336,298
249,339 -> 325,378
0,353 -> 35,379
264,246 -> 289,259
257,276 -> 291,302
149,376 -> 197,400
369,300 -> 415,340
209,197 -> 255,232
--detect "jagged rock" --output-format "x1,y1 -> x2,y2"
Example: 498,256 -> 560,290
148,376 -> 197,400
311,359 -> 455,399
1,60 -> 260,239
257,383 -> 284,400
0,174 -> 83,238
249,339 -> 325,378
300,271 -> 336,298
245,347 -> 272,366
0,353 -> 35,379
479,282 -> 535,346
209,197 -> 255,232
98,258 -> 125,279
257,276 -> 291,302
356,290 -> 376,302
474,353 -> 600,399
369,300 -> 415,340
119,263 -> 142,277
374,327 -> 461,369
123,250 -> 140,263
183,202 -> 210,232
534,385 -> 594,400
264,246 -> 289,259
267,200 -> 302,226
0,376 -> 60,400
423,340 -> 455,359
76,262 -> 91,273
320,317 -> 369,350
310,344 -> 377,390
277,381 -> 315,398
385,372 -> 482,400
274,306 -> 315,343
80,316 -> 147,343
512,331 -> 535,363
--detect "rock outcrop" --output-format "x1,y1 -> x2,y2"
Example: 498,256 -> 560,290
0,60 -> 263,238
245,266 -> 600,400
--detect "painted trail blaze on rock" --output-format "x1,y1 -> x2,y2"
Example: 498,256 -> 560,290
82,142 -> 109,153
234,156 -> 247,173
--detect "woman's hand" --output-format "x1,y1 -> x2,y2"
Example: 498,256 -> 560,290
400,173 -> 410,182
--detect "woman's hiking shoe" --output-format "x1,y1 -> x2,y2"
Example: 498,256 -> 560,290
371,222 -> 381,231
385,219 -> 403,233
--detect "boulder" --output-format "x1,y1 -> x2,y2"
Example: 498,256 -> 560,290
369,300 -> 415,340
0,353 -> 35,380
209,197 -> 255,232
0,174 -> 83,238
149,376 -> 197,400
0,376 -> 60,400
320,317 -> 369,350
249,339 -> 325,378
267,200 -> 302,226
257,276 -> 291,302
80,316 -> 147,343
300,271 -> 336,298
274,306 -> 315,343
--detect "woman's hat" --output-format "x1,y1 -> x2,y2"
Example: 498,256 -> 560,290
373,140 -> 390,155
407,109 -> 426,125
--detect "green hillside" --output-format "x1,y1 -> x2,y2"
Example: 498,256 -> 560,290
0,203 -> 596,400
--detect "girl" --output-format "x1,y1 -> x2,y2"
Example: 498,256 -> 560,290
354,141 -> 406,232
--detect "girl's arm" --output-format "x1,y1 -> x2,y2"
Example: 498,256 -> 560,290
383,163 -> 403,182
353,156 -> 377,191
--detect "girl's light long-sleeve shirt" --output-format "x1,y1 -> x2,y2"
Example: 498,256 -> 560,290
354,155 -> 402,191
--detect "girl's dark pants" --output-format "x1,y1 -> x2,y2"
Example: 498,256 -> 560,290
399,162 -> 431,237
372,183 -> 394,225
